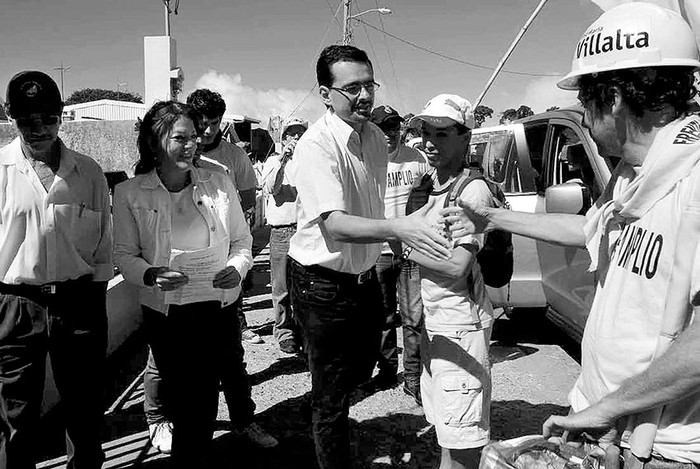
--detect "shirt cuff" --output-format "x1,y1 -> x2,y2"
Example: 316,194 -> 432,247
226,250 -> 253,282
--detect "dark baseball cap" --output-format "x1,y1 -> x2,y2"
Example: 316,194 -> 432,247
6,71 -> 63,118
370,105 -> 402,126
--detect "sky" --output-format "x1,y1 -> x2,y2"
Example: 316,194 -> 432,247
0,0 -> 605,127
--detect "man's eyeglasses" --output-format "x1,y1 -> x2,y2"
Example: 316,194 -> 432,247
330,81 -> 380,96
14,115 -> 60,127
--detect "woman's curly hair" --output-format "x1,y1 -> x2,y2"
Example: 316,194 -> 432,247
134,100 -> 202,175
578,66 -> 697,118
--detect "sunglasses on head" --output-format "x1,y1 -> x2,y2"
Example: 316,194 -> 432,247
14,115 -> 60,127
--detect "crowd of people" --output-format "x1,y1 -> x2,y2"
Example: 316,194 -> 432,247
2,3 -> 700,469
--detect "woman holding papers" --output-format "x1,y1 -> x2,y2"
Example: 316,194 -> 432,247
113,101 -> 253,468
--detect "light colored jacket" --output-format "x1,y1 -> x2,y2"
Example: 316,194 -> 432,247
113,168 -> 252,313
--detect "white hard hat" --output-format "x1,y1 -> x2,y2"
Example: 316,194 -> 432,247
558,2 -> 700,90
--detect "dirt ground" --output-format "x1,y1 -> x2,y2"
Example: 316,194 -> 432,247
37,226 -> 580,469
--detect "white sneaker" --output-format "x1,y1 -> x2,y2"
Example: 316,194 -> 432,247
149,421 -> 173,454
241,329 -> 264,344
239,422 -> 278,448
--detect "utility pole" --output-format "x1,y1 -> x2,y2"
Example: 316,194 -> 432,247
474,0 -> 548,107
163,0 -> 180,36
342,0 -> 351,45
53,62 -> 72,99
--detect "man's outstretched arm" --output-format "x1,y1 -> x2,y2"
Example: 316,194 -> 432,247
442,200 -> 588,248
323,199 -> 451,261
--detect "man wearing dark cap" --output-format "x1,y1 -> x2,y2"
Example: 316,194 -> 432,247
370,105 -> 430,404
0,71 -> 112,468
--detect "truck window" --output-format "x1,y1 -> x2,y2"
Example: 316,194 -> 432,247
550,124 -> 601,212
468,128 -> 516,184
523,123 -> 547,192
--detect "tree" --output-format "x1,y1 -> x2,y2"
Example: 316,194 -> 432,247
546,106 -> 560,112
499,105 -> 535,125
499,108 -> 517,125
65,88 -> 143,106
515,105 -> 534,119
474,105 -> 493,128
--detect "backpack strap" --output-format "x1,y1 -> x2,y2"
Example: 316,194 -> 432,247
443,168 -> 485,328
443,169 -> 484,209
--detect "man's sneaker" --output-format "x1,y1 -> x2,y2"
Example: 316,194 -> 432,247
241,328 -> 264,344
237,422 -> 278,448
148,421 -> 173,454
278,338 -> 300,355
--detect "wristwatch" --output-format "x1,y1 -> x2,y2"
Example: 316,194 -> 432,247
400,246 -> 414,262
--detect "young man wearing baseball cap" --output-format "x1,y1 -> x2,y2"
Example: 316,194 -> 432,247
260,116 -> 308,354
445,4 -> 700,467
0,71 -> 113,468
370,105 -> 430,403
406,94 -> 495,469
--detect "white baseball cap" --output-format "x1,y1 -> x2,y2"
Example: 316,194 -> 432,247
410,94 -> 475,130
281,116 -> 308,137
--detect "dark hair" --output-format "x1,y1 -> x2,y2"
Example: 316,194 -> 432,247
454,123 -> 470,135
316,45 -> 373,88
186,89 -> 226,119
578,66 -> 697,118
135,101 -> 201,175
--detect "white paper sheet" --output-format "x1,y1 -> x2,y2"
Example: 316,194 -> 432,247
164,240 -> 228,305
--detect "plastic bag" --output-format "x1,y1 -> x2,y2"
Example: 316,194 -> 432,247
479,435 -> 605,469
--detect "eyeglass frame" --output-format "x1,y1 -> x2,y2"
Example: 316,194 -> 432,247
329,81 -> 381,97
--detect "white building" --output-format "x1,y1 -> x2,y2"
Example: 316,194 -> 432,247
63,99 -> 146,121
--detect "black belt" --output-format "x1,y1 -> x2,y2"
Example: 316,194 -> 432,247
290,258 -> 375,285
0,275 -> 93,305
270,223 -> 297,229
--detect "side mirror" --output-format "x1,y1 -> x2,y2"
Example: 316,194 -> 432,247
545,182 -> 586,214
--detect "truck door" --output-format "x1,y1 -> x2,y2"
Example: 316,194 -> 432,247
535,120 -> 605,339
470,124 -> 547,309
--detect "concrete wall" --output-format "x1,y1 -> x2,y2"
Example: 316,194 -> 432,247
0,120 -> 138,175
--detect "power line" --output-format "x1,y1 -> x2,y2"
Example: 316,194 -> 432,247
286,2 -> 344,120
355,18 -> 562,78
373,0 -> 400,93
322,0 -> 343,30
286,83 -> 318,119
360,20 -> 388,89
353,2 -> 389,88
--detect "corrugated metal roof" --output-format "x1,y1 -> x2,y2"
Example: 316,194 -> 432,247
64,100 -> 147,121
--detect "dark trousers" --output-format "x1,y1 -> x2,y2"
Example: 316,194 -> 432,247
269,226 -> 298,343
289,258 -> 383,469
0,281 -> 107,469
143,302 -> 255,432
375,254 -> 424,380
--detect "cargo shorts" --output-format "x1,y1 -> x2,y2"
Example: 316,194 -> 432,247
420,326 -> 492,449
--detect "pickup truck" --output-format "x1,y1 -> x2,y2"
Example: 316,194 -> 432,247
468,106 -> 619,341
